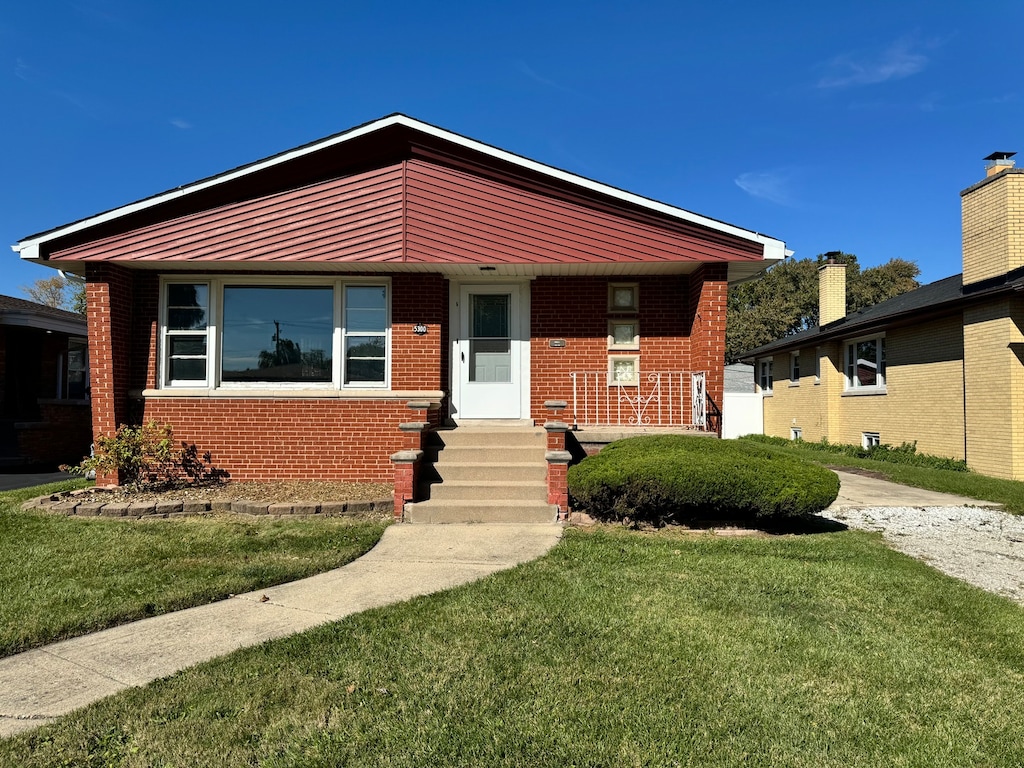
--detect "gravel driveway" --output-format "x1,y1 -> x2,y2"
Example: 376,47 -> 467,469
824,471 -> 1024,606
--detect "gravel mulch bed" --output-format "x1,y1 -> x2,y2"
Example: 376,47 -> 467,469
823,505 -> 1024,606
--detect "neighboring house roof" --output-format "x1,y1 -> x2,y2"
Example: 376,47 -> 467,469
12,114 -> 787,281
0,294 -> 87,335
739,269 -> 1024,360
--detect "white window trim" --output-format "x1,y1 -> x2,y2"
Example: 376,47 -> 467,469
159,275 -> 391,392
862,431 -> 881,449
791,427 -> 802,440
843,334 -> 886,393
814,346 -> 821,385
757,358 -> 774,395
789,352 -> 800,387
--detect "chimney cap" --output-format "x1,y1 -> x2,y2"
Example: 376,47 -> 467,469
984,151 -> 1016,162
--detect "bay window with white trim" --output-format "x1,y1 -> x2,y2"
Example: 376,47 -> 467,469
159,277 -> 390,390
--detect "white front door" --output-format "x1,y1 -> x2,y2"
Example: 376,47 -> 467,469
456,284 -> 523,419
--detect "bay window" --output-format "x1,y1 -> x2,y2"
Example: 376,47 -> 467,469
160,278 -> 390,389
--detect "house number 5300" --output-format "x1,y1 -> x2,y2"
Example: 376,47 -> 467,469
413,324 -> 428,335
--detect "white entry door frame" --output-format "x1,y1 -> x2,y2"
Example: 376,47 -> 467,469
450,281 -> 531,421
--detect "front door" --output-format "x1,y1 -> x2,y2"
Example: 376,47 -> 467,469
457,284 -> 522,419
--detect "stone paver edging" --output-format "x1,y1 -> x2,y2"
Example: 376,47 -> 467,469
22,490 -> 394,519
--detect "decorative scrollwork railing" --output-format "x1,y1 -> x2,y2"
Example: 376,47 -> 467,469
568,371 -> 708,429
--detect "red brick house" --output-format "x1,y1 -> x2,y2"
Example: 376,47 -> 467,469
13,115 -> 786,518
0,294 -> 90,468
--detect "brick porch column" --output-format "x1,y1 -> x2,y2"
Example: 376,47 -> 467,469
85,263 -> 135,486
544,401 -> 571,518
391,449 -> 423,520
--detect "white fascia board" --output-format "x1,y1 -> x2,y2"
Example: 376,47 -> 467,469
13,114 -> 786,259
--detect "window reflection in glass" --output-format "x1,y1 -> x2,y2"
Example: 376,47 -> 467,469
222,286 -> 333,382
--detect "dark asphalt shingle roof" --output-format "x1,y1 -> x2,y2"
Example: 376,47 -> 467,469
0,294 -> 86,325
739,271 -> 1022,359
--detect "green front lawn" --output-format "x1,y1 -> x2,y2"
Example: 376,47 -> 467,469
5,527 -> 1023,767
0,482 -> 389,657
737,436 -> 1024,514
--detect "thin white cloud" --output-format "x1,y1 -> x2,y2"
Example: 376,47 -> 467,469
817,39 -> 929,89
170,118 -> 192,130
735,170 -> 795,206
15,57 -> 36,82
515,60 -> 583,98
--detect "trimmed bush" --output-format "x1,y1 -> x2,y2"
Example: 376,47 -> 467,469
567,435 -> 839,525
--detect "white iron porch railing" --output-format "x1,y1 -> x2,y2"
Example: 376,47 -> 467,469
569,371 -> 708,429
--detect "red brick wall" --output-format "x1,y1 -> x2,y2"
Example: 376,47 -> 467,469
86,263 -> 136,440
529,274 -> 722,425
16,402 -> 93,467
687,265 -> 727,423
142,398 -> 409,481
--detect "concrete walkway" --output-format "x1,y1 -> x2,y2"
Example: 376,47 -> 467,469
827,469 -> 1002,510
0,523 -> 562,738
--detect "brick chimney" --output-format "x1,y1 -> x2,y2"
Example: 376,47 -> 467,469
818,259 -> 847,326
962,151 -> 1024,286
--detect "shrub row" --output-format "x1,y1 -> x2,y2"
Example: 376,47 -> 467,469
567,435 -> 839,526
741,434 -> 969,472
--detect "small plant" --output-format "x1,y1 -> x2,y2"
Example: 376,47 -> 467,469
61,421 -> 228,489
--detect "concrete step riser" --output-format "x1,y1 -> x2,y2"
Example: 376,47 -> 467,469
405,502 -> 556,524
429,482 -> 548,502
432,446 -> 545,465
433,430 -> 547,449
429,464 -> 546,483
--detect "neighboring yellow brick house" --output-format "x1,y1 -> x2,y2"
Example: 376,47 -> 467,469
741,152 -> 1024,481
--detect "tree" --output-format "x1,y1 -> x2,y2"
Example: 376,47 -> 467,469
20,275 -> 86,315
726,252 -> 920,362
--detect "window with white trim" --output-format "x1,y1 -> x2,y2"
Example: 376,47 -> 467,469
845,335 -> 886,390
791,427 -> 802,440
790,352 -> 800,385
758,359 -> 773,393
160,278 -> 390,389
862,431 -> 881,449
814,346 -> 821,384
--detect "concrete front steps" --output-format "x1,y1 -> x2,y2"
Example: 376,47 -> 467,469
404,426 -> 557,524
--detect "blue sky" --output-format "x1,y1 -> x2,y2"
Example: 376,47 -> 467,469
3,1 -> 1022,301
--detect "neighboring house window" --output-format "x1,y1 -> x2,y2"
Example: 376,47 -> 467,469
845,336 -> 886,390
66,337 -> 89,399
160,278 -> 390,389
758,359 -> 773,393
790,352 -> 800,385
862,431 -> 881,449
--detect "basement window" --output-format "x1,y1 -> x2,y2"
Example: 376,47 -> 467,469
862,432 -> 881,449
